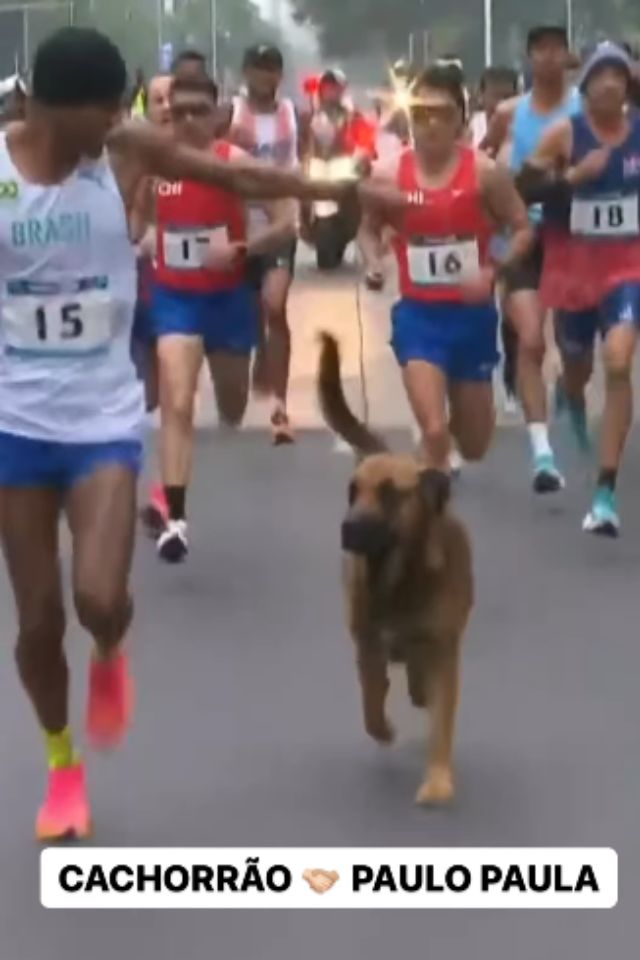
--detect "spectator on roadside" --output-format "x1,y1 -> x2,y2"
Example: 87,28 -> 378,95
130,67 -> 146,116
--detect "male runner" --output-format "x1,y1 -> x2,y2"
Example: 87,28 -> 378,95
146,73 -> 172,127
473,66 -> 520,413
359,65 -> 533,472
0,26 -> 358,840
131,74 -> 172,536
131,73 -> 172,380
154,74 -> 296,562
522,43 -> 640,535
470,66 -> 519,148
483,25 -> 580,492
228,45 -> 300,444
172,49 -> 208,83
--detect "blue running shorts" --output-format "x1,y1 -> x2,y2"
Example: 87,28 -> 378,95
391,297 -> 500,382
152,284 -> 259,355
557,282 -> 640,357
0,432 -> 143,489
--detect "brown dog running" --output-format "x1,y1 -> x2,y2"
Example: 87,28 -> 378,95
317,332 -> 474,805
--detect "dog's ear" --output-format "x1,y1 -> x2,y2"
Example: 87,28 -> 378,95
418,469 -> 451,516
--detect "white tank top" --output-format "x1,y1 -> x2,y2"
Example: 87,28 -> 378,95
230,96 -> 298,168
0,134 -> 144,443
231,96 -> 298,237
470,111 -> 487,148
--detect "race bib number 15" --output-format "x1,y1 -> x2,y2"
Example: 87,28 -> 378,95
407,238 -> 480,286
3,293 -> 113,357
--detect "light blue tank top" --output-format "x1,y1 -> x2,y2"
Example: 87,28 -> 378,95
509,88 -> 581,222
510,88 -> 582,173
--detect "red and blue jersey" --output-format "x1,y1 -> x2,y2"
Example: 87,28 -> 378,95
154,141 -> 246,293
393,146 -> 493,303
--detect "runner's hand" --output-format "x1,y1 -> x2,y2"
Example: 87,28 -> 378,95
459,266 -> 496,304
138,227 -> 156,259
310,177 -> 360,203
203,239 -> 246,271
567,148 -> 610,186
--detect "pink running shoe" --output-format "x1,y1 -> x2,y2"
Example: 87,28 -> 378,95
36,762 -> 91,841
86,651 -> 134,750
140,483 -> 169,540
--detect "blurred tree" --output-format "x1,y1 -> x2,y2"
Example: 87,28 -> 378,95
164,0 -> 289,74
291,0 -> 640,76
64,0 -> 291,80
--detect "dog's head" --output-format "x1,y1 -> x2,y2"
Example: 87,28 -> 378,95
341,455 -> 451,568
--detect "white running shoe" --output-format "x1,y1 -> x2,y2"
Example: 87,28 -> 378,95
411,425 -> 464,474
449,448 -> 464,476
503,394 -> 519,417
333,436 -> 352,454
157,520 -> 188,564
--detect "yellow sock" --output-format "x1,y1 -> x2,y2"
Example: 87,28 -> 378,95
44,727 -> 77,770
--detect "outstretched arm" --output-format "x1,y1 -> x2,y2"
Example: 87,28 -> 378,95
109,120 -> 358,202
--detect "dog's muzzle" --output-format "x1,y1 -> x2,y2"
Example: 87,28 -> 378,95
341,517 -> 395,556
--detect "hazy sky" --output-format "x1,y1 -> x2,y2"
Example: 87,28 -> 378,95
254,0 -> 317,55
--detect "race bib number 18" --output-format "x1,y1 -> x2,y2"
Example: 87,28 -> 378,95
407,238 -> 480,286
570,194 -> 639,238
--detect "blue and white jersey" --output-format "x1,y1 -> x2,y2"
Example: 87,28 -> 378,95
568,109 -> 640,239
0,134 -> 144,442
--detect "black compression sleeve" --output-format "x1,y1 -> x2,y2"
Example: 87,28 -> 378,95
515,163 -> 573,205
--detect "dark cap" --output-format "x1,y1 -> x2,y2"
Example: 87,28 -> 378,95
242,44 -> 284,72
527,25 -> 569,51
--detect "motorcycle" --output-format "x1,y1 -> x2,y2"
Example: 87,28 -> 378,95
307,153 -> 359,271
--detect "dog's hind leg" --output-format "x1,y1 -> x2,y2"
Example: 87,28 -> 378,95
356,647 -> 395,745
415,646 -> 460,806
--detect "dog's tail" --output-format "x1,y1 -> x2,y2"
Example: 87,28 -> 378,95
317,332 -> 387,455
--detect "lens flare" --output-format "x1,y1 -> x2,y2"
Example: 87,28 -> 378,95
367,64 -> 423,125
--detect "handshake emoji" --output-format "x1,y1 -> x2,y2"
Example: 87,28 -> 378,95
303,868 -> 340,895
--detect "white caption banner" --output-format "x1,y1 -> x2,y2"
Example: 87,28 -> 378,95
41,847 -> 618,910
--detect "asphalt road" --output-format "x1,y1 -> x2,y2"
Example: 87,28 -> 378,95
1,251 -> 638,958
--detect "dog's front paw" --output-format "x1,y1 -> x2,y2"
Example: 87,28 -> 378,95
365,717 -> 396,745
415,770 -> 454,806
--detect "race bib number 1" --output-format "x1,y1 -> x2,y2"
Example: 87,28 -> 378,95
570,194 -> 640,238
3,293 -> 113,357
407,238 -> 480,286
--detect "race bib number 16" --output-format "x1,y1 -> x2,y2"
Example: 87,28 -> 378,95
407,239 -> 480,286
